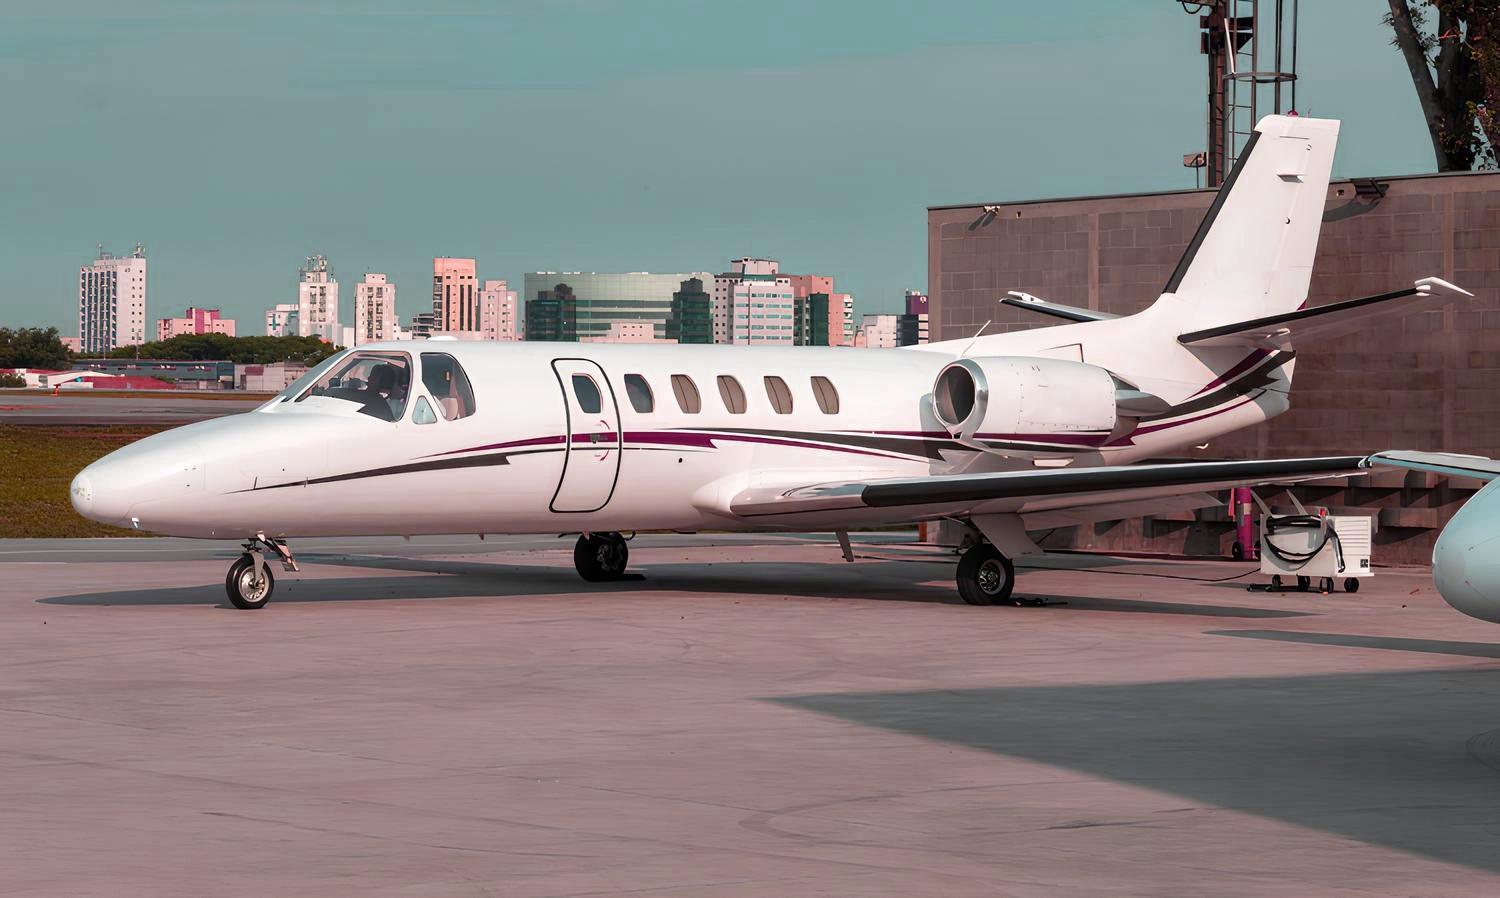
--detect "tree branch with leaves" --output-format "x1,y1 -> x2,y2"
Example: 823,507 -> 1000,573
1385,0 -> 1498,170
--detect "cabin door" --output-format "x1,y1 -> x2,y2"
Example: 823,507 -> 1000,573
550,359 -> 622,513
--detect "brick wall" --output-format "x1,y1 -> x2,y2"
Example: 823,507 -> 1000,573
928,171 -> 1500,564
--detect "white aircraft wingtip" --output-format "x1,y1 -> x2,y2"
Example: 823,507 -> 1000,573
1416,275 -> 1474,297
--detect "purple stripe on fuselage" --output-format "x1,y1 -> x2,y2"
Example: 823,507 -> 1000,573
857,429 -> 1109,447
1188,348 -> 1272,398
1104,396 -> 1256,446
429,429 -> 910,461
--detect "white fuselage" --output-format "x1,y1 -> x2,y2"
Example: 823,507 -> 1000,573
71,322 -> 1292,540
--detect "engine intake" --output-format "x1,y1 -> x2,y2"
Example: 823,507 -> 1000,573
931,356 -> 1119,450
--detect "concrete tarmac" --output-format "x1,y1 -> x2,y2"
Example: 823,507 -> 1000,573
4,534 -> 1500,896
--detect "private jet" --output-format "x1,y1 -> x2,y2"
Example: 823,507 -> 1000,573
71,114 -> 1472,608
1365,452 -> 1500,624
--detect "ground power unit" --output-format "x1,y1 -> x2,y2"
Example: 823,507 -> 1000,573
1259,508 -> 1373,594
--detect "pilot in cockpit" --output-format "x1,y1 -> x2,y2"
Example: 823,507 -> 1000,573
363,363 -> 407,421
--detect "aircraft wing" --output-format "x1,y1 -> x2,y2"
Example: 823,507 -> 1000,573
1177,277 -> 1471,348
1366,450 -> 1500,483
729,456 -> 1369,522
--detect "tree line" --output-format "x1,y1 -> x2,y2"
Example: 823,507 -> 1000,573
0,327 -> 342,370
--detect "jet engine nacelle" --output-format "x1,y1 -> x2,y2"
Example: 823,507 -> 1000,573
930,356 -> 1118,448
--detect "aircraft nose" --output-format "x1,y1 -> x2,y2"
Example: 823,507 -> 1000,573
71,457 -> 144,527
1432,484 -> 1500,623
69,470 -> 93,515
71,437 -> 205,530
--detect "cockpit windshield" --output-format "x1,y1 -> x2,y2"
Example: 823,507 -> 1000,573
295,351 -> 412,422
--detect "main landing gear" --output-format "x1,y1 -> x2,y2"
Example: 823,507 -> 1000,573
574,532 -> 629,582
226,535 -> 298,610
956,542 -> 1017,606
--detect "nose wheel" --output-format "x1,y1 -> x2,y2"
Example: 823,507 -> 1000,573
226,553 -> 275,609
574,532 -> 629,582
956,542 -> 1016,605
225,535 -> 298,609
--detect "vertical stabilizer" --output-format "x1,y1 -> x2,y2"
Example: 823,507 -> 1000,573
1157,115 -> 1339,333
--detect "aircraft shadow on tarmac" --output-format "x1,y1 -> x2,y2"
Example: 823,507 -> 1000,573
40,553 -> 1309,618
1211,628 -> 1500,660
773,667 -> 1500,873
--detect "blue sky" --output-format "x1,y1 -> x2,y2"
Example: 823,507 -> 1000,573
1,0 -> 1437,333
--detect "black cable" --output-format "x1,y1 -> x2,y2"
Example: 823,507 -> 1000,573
1263,513 -> 1344,573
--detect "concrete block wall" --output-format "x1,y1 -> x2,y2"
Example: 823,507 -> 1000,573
929,171 -> 1500,564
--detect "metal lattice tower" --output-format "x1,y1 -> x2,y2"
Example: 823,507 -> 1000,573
1183,0 -> 1299,187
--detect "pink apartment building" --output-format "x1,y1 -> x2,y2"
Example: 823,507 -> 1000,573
156,307 -> 236,341
433,258 -> 479,332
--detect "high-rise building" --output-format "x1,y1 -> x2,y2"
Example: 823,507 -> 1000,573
712,258 -> 795,345
665,277 -> 713,344
354,273 -> 397,345
297,254 -> 339,342
784,272 -> 851,346
794,293 -> 832,346
858,313 -> 900,349
78,244 -> 147,354
522,271 -> 710,342
525,283 -> 578,342
831,293 -> 856,345
898,289 -> 930,346
409,310 -> 438,340
479,279 -> 520,341
156,307 -> 235,342
433,257 -> 479,333
265,303 -> 299,337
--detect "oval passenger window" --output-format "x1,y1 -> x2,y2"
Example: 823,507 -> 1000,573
717,375 -> 747,414
623,374 -> 654,413
572,374 -> 602,414
671,374 -> 701,414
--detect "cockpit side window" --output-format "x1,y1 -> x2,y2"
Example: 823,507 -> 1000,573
420,353 -> 477,421
295,351 -> 411,422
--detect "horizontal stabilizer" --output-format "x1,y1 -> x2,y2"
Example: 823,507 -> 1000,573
1365,450 -> 1500,483
1001,291 -> 1119,324
1177,277 -> 1471,347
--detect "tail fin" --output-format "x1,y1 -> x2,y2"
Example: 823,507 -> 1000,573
1156,115 -> 1339,334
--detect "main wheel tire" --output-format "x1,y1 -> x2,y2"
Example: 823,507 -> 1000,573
1231,542 -> 1245,561
956,544 -> 1016,606
1296,575 -> 1311,592
574,533 -> 629,582
226,554 -> 274,609
1344,577 -> 1360,593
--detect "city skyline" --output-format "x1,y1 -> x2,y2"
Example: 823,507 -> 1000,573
0,2 -> 1435,334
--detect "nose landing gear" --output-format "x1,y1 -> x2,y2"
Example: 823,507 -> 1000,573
574,532 -> 630,582
226,535 -> 299,609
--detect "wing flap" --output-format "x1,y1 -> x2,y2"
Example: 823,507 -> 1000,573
730,456 -> 1368,519
1177,277 -> 1471,347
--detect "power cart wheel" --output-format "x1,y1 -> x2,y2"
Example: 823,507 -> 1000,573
225,553 -> 274,609
574,532 -> 629,582
1297,575 -> 1311,592
1344,578 -> 1360,593
956,543 -> 1015,606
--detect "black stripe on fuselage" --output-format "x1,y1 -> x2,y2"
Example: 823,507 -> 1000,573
238,450 -> 519,492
